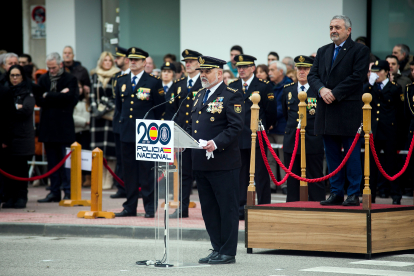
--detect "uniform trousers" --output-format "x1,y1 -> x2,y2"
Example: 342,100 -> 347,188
267,134 -> 286,188
239,148 -> 271,217
369,139 -> 401,201
194,168 -> 240,256
114,133 -> 125,193
283,152 -> 325,202
44,142 -> 71,197
179,149 -> 193,211
121,142 -> 155,215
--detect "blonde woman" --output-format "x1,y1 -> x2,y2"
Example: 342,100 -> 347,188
90,51 -> 120,189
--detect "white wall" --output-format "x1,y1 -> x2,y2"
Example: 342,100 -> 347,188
181,0 -> 366,65
343,0 -> 367,39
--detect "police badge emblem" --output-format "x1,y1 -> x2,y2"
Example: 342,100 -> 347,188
299,56 -> 305,62
177,87 -> 181,94
239,56 -> 243,62
288,92 -> 292,100
234,104 -> 242,113
121,84 -> 126,92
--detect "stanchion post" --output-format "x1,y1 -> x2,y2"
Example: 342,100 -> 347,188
362,93 -> 372,210
77,148 -> 114,219
298,91 -> 308,201
60,142 -> 90,207
247,94 -> 261,206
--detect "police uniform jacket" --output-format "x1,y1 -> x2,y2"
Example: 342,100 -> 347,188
364,81 -> 401,140
187,82 -> 244,171
114,71 -> 164,143
229,76 -> 277,149
308,36 -> 370,136
164,76 -> 202,130
281,82 -> 323,154
405,82 -> 414,133
112,71 -> 123,134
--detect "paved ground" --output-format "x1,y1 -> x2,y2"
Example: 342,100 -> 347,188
1,235 -> 414,276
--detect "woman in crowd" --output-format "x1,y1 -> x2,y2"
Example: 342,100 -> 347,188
1,65 -> 36,208
90,51 -> 119,189
286,69 -> 298,83
255,64 -> 270,81
223,69 -> 235,85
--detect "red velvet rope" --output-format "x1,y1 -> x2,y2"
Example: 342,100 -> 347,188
257,128 -> 299,186
0,151 -> 72,181
103,157 -> 125,187
260,129 -> 361,183
369,133 -> 414,181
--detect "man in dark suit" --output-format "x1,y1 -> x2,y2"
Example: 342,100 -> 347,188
111,46 -> 129,199
164,49 -> 203,218
36,52 -> 79,202
229,54 -> 277,219
113,47 -> 165,217
187,56 -> 244,264
365,60 -> 402,204
308,15 -> 370,206
282,55 -> 325,202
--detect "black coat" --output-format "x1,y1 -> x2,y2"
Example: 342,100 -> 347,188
9,82 -> 36,156
114,72 -> 165,143
281,83 -> 324,154
36,71 -> 79,143
163,75 -> 203,129
308,36 -> 370,136
0,84 -> 14,146
229,76 -> 277,149
187,82 -> 244,171
406,82 -> 414,133
365,81 -> 401,141
112,71 -> 123,134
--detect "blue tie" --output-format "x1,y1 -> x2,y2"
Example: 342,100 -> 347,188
377,83 -> 382,91
203,89 -> 211,104
132,76 -> 137,89
164,85 -> 168,93
331,46 -> 341,67
300,85 -> 305,91
188,79 -> 193,94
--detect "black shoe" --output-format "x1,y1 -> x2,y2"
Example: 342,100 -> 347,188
144,213 -> 155,218
208,254 -> 236,264
115,209 -> 136,217
379,193 -> 389,198
282,187 -> 287,195
37,193 -> 61,203
169,208 -> 188,218
342,194 -> 360,206
110,191 -> 127,199
320,193 -> 344,205
392,198 -> 401,205
198,250 -> 219,264
63,194 -> 70,200
2,199 -> 16,208
14,198 -> 27,209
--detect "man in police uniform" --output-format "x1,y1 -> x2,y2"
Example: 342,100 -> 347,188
111,46 -> 129,199
281,56 -> 325,202
164,49 -> 203,218
187,56 -> 244,264
114,47 -> 165,217
229,54 -> 277,219
405,81 -> 414,196
364,60 -> 402,204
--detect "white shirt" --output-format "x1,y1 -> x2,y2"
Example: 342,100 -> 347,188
242,74 -> 254,90
206,81 -> 223,101
130,70 -> 144,85
335,40 -> 346,49
378,78 -> 389,90
122,68 -> 131,75
163,81 -> 173,91
297,83 -> 310,93
187,73 -> 200,87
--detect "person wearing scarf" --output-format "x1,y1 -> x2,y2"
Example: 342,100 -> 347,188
90,51 -> 120,189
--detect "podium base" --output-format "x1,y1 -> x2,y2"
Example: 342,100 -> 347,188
59,199 -> 91,207
77,210 -> 115,219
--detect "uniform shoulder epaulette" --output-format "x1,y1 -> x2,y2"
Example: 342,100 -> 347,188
227,87 -> 238,93
227,78 -> 239,85
149,73 -> 160,80
117,73 -> 128,78
174,77 -> 186,83
407,82 -> 414,87
392,81 -> 398,86
284,82 -> 295,88
258,78 -> 270,84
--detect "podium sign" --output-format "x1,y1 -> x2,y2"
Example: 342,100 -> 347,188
135,119 -> 174,162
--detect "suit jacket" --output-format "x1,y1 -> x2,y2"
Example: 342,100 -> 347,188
308,36 -> 370,136
281,83 -> 324,154
187,82 -> 244,171
112,71 -> 123,134
37,71 -> 79,143
163,75 -> 202,130
114,71 -> 165,143
229,76 -> 277,149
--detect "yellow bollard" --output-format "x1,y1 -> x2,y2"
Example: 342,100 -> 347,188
59,142 -> 91,207
298,92 -> 308,201
247,93 -> 261,206
362,93 -> 372,210
77,148 -> 114,219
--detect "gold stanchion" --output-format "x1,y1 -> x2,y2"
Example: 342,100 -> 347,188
362,93 -> 372,210
59,142 -> 91,207
77,148 -> 114,219
247,94 -> 261,206
298,92 -> 308,201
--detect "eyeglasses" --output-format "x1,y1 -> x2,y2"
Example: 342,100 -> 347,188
10,74 -> 22,78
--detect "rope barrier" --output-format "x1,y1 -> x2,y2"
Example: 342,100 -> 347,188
259,127 -> 362,183
369,133 -> 414,181
258,128 -> 299,186
0,151 -> 72,181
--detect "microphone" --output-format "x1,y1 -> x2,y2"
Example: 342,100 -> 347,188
171,92 -> 190,121
143,94 -> 175,119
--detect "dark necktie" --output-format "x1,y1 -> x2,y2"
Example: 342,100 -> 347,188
203,89 -> 211,104
300,85 -> 305,91
188,79 -> 193,93
331,46 -> 341,67
163,85 -> 168,93
243,83 -> 248,94
377,83 -> 382,91
132,76 -> 137,90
